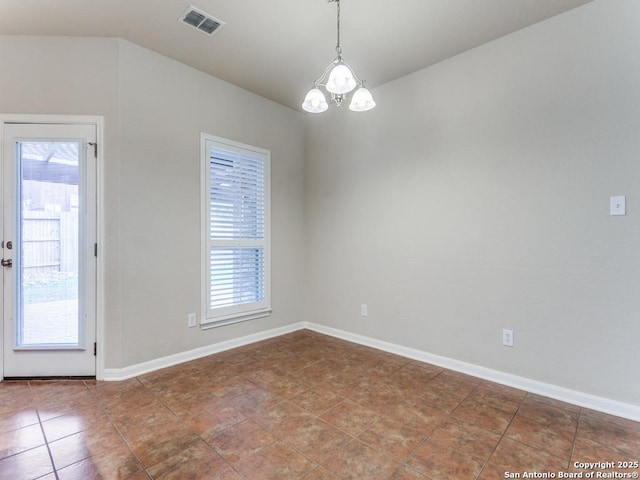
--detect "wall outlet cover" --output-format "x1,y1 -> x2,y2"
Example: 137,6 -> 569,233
502,329 -> 514,347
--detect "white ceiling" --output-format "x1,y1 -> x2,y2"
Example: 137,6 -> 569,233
0,0 -> 594,111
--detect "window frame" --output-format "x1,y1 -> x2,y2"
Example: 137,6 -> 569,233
200,133 -> 271,328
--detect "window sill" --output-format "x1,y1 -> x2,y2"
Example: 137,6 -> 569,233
200,309 -> 272,330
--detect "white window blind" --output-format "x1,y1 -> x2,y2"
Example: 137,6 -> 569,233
201,134 -> 270,326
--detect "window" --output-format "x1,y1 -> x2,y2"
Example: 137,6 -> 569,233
201,134 -> 270,327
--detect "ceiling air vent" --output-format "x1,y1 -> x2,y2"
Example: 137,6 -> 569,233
180,6 -> 225,36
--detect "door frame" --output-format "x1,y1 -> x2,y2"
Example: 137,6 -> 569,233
0,114 -> 105,380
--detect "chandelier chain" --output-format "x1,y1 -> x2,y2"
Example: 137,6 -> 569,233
336,0 -> 341,55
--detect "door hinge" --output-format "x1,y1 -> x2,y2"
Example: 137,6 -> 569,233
94,243 -> 98,257
94,342 -> 97,356
88,142 -> 97,158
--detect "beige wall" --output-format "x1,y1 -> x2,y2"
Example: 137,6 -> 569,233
0,36 -> 306,369
0,36 -> 124,366
116,40 -> 306,367
304,0 -> 640,406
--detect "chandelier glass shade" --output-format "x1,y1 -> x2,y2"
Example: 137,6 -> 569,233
302,0 -> 375,113
302,88 -> 329,113
326,63 -> 357,94
349,85 -> 376,111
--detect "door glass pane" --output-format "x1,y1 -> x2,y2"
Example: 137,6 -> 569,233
17,141 -> 81,346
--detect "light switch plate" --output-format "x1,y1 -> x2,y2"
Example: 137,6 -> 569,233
610,196 -> 626,216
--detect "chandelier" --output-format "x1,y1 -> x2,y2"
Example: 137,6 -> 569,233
302,0 -> 376,113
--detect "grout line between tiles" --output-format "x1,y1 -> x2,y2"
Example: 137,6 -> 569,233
28,380 -> 60,480
474,389 -> 529,480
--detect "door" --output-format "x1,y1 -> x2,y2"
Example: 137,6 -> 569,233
2,123 -> 96,377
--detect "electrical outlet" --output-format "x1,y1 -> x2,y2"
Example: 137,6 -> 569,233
188,312 -> 197,328
361,304 -> 368,317
502,329 -> 514,347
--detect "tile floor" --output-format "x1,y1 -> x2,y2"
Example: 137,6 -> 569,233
0,330 -> 639,480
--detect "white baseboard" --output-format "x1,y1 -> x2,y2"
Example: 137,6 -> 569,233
304,322 -> 640,422
102,320 -> 639,422
102,322 -> 305,381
